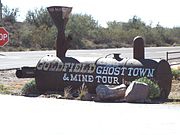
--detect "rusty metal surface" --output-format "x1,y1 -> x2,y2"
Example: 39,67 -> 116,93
133,36 -> 145,59
34,55 -> 171,97
27,34 -> 173,98
16,67 -> 35,78
47,6 -> 72,58
47,6 -> 72,28
35,56 -> 80,93
166,51 -> 180,65
155,59 -> 172,99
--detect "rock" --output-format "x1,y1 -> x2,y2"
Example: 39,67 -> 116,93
96,84 -> 126,101
125,81 -> 149,103
108,84 -> 127,91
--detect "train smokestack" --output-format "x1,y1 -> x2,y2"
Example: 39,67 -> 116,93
47,6 -> 72,58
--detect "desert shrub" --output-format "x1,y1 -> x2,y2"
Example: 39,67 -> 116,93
78,84 -> 89,100
21,79 -> 39,96
0,84 -> 10,94
171,69 -> 180,80
135,77 -> 160,99
0,84 -> 7,91
63,86 -> 73,99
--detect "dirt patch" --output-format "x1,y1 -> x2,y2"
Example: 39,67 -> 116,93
171,80 -> 180,92
0,70 -> 32,93
168,80 -> 180,100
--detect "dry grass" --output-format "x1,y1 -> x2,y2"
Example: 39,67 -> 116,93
63,86 -> 73,99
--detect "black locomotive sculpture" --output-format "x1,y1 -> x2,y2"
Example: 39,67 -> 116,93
16,6 -> 172,99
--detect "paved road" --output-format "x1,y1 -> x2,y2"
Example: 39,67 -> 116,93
0,47 -> 180,69
0,94 -> 180,135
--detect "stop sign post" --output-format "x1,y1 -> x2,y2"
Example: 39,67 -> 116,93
0,27 -> 9,47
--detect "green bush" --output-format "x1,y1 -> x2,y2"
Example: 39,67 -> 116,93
135,77 -> 160,99
171,69 -> 180,80
0,84 -> 10,94
0,84 -> 7,91
21,79 -> 39,96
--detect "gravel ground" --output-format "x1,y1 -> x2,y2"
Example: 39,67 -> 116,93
168,79 -> 180,100
0,70 -> 179,101
0,70 -> 32,94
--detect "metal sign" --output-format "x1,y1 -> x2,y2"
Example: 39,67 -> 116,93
15,6 -> 173,99
0,27 -> 9,47
36,58 -> 156,85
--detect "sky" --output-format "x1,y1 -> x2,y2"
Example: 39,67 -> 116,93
2,0 -> 180,28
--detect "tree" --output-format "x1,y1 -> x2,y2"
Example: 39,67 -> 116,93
106,21 -> 126,42
2,5 -> 19,23
67,14 -> 98,37
166,27 -> 180,45
23,8 -> 56,49
26,7 -> 53,28
123,15 -> 146,31
66,14 -> 99,48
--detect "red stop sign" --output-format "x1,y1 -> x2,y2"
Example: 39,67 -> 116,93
0,27 -> 9,47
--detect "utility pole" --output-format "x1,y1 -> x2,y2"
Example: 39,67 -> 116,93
0,0 -> 2,21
